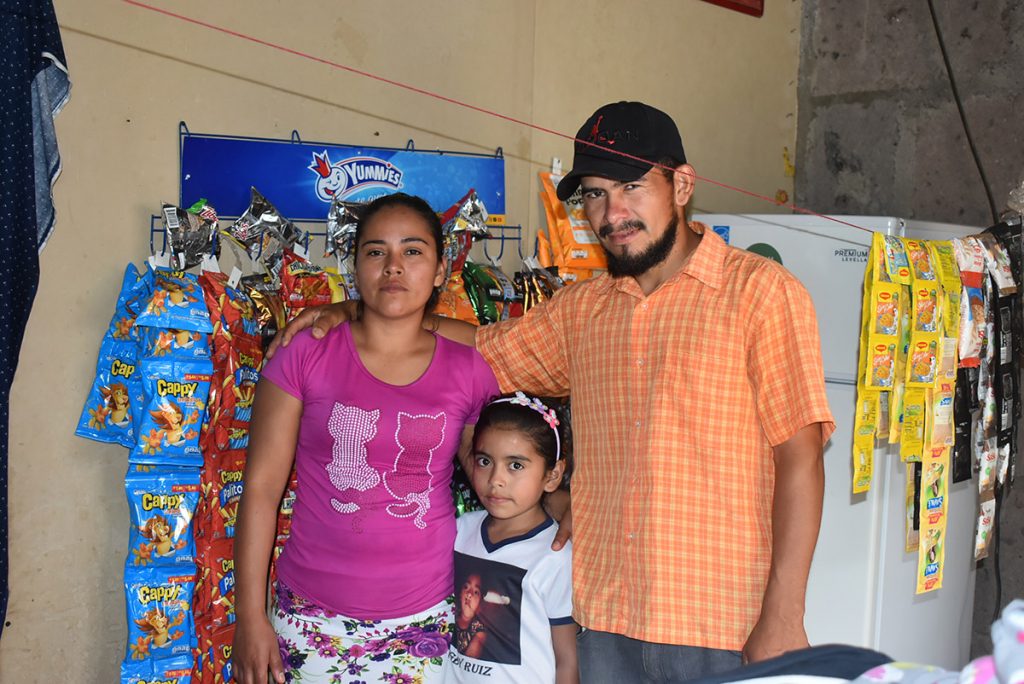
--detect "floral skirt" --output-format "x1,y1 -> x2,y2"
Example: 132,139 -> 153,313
272,580 -> 454,683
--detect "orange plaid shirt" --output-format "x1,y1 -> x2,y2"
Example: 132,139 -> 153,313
476,225 -> 835,650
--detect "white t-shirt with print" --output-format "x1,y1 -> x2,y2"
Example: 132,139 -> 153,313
447,511 -> 573,683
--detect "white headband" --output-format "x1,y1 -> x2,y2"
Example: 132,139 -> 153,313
488,391 -> 561,461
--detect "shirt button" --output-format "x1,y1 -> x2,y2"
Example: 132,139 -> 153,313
637,358 -> 644,367
627,532 -> 635,540
635,420 -> 641,428
641,302 -> 648,311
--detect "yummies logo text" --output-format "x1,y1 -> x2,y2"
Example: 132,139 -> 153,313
308,150 -> 404,202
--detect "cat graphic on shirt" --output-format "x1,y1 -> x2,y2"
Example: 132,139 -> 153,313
383,411 -> 447,529
325,402 -> 380,515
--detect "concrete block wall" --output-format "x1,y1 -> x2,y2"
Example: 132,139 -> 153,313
796,0 -> 1024,658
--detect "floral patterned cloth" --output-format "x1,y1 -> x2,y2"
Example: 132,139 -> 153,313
272,580 -> 454,683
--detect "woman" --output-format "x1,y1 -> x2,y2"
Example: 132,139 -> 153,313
233,193 -> 499,684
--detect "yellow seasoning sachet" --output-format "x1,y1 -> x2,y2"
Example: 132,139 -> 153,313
900,388 -> 927,462
929,241 -> 962,294
852,393 -> 879,494
882,234 -> 912,284
904,239 -> 938,283
916,445 -> 949,594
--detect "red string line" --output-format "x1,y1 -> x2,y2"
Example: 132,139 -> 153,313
122,0 -> 872,234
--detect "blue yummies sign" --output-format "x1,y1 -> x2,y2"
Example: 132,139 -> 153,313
180,132 -> 506,221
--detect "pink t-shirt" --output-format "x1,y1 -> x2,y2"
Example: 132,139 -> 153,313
261,323 -> 499,619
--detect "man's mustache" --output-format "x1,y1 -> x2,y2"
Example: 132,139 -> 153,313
598,220 -> 646,239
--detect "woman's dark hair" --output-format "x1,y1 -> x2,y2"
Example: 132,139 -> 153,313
473,394 -> 573,490
355,192 -> 445,312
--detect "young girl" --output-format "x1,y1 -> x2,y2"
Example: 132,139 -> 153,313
447,392 -> 578,684
233,193 -> 499,684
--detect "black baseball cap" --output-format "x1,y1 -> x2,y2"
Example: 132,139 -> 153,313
556,101 -> 687,201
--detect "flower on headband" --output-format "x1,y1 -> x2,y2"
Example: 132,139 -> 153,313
504,391 -> 559,427
491,392 -> 563,462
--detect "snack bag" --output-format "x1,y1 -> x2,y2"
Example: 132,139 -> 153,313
209,538 -> 237,627
976,232 -> 1018,295
958,285 -> 985,367
916,446 -> 949,594
162,199 -> 219,271
241,274 -> 287,347
124,566 -> 196,662
126,467 -> 201,568
199,270 -> 260,340
77,339 -> 142,447
975,490 -> 996,560
536,229 -> 554,269
107,263 -> 146,342
461,261 -> 500,325
230,334 -> 262,426
539,172 -> 607,270
325,196 -> 364,263
325,267 -> 355,303
953,236 -> 987,288
130,357 -> 213,467
211,450 -> 246,541
209,624 -> 236,683
433,272 -> 480,325
120,653 -> 193,684
281,249 -> 332,316
228,187 -> 302,280
138,327 -> 210,360
135,269 -> 214,334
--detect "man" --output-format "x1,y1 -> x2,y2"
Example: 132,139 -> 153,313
274,101 -> 835,682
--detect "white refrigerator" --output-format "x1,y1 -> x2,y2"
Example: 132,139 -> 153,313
693,213 -> 978,669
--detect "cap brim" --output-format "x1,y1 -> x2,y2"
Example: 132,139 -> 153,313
554,153 -> 653,201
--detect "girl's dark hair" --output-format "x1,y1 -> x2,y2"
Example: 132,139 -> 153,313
355,192 -> 445,312
473,394 -> 573,490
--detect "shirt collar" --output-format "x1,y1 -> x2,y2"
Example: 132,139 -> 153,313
610,220 -> 726,296
679,221 -> 725,290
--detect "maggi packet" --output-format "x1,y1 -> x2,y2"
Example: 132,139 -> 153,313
126,466 -> 201,568
130,357 -> 213,467
135,269 -> 214,334
77,339 -> 141,447
124,566 -> 196,662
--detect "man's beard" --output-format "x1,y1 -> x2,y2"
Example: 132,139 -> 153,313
601,214 -> 679,278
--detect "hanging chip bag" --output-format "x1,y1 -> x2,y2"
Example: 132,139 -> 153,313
130,357 -> 213,467
124,566 -> 196,662
135,269 -> 214,334
126,466 -> 201,568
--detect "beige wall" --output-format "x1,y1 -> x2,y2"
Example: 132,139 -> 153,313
0,1 -> 799,680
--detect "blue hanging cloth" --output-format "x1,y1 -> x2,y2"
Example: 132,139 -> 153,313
0,0 -> 70,638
